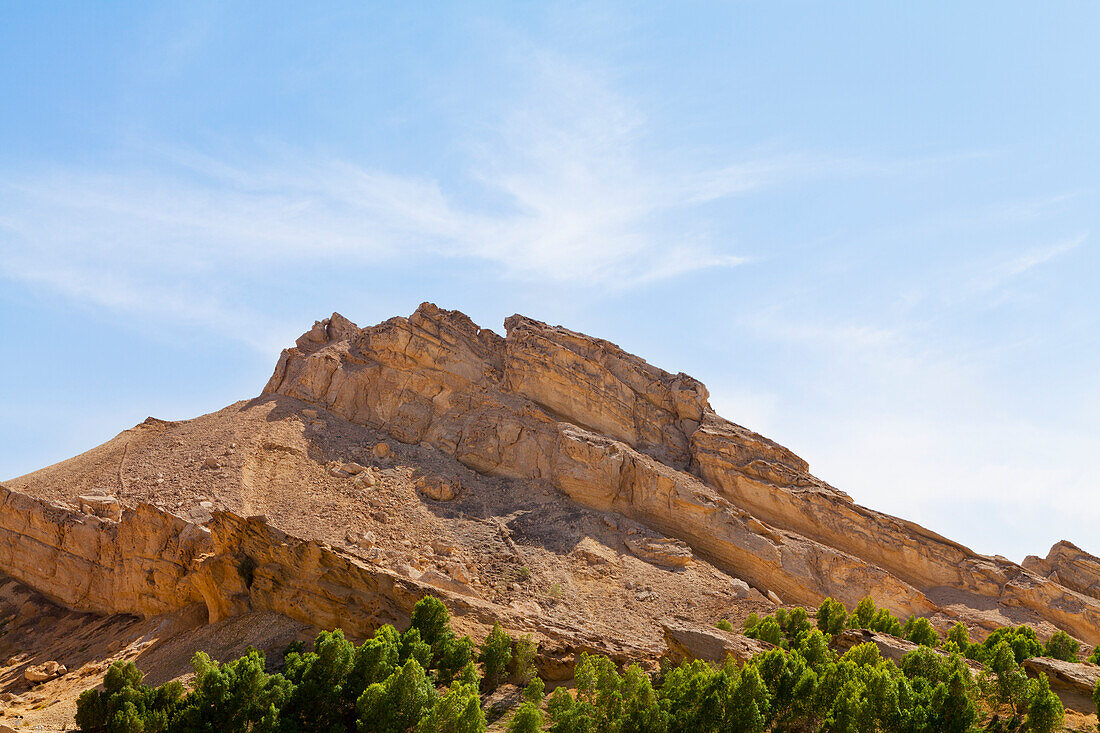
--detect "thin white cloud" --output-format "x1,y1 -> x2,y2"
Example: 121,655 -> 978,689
999,234 -> 1086,279
0,54 -> 777,330
2,42 -> 989,340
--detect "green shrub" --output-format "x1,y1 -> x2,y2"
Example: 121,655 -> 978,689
479,622 -> 513,691
75,660 -> 184,733
510,633 -> 538,685
1025,674 -> 1064,733
980,625 -> 1043,664
715,619 -> 735,632
356,658 -> 437,733
174,650 -> 291,733
522,677 -> 545,705
1043,630 -> 1079,662
413,680 -> 485,733
70,593 -> 1095,733
815,597 -> 847,635
903,616 -> 940,647
946,622 -> 969,649
507,702 -> 544,733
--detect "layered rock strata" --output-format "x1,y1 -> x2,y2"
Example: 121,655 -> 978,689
264,304 -> 1100,642
1024,541 -> 1100,602
0,485 -> 653,678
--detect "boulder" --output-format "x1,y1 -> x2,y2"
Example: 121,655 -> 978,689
624,535 -> 692,568
78,494 -> 121,521
25,660 -> 66,683
573,538 -> 619,566
1022,656 -> 1100,713
416,475 -> 460,502
662,619 -> 773,665
833,628 -> 922,663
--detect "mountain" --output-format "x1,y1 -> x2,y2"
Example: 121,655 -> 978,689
1,302 -> 1098,728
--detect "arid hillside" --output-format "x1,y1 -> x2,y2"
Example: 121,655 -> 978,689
2,303 -> 1099,730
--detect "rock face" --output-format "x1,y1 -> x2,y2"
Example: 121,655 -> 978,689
262,304 -> 1100,642
0,485 -> 655,677
4,301 -> 1100,687
661,620 -> 773,665
1024,541 -> 1100,602
1022,656 -> 1100,713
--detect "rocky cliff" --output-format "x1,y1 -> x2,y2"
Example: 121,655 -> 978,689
3,301 -> 1100,678
264,304 -> 1100,642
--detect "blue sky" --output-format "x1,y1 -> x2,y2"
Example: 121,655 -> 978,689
2,2 -> 1097,561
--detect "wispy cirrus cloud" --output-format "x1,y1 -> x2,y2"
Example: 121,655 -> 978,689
0,48 -> 984,349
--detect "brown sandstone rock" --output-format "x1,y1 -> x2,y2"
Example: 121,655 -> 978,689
661,620 -> 773,665
1022,656 -> 1100,713
624,535 -> 693,568
24,660 -> 66,683
415,475 -> 460,502
78,494 -> 121,522
832,628 -> 925,664
1024,541 -> 1100,602
258,304 -> 1100,643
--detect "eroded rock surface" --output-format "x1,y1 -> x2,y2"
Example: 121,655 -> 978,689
661,620 -> 773,666
1024,541 -> 1100,603
262,304 -> 1100,642
1022,656 -> 1100,713
3,301 -> 1100,693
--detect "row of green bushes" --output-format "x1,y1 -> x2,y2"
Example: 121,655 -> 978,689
739,596 -> 1098,665
75,596 -> 533,733
76,594 -> 1093,733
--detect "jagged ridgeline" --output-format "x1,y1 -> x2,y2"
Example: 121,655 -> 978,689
2,303 -> 1100,730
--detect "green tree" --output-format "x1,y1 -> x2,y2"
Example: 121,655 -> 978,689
1043,630 -> 1079,662
547,686 -> 595,733
436,634 -> 475,685
869,609 -> 903,637
851,597 -> 877,629
946,622 -> 970,650
1025,674 -> 1063,733
414,681 -> 485,733
816,598 -> 848,636
983,626 -> 1043,664
510,633 -> 539,686
174,650 -> 290,733
410,596 -> 452,652
903,616 -> 939,648
523,677 -> 546,705
507,702 -> 544,733
746,617 -> 784,648
75,660 -> 184,733
478,622 -> 513,691
981,640 -> 1031,719
400,627 -> 434,671
356,658 -> 437,733
927,667 -> 978,733
280,628 -> 356,731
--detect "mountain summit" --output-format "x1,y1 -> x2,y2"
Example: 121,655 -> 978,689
1,303 -> 1098,726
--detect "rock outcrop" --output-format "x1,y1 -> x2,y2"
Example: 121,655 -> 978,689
0,485 -> 655,678
1022,656 -> 1100,713
661,620 -> 773,665
4,301 -> 1100,693
262,304 -> 1100,642
1024,541 -> 1100,602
